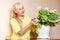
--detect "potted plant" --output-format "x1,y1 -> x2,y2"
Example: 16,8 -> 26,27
36,7 -> 59,38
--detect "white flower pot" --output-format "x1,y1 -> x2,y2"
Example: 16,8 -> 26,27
37,25 -> 50,38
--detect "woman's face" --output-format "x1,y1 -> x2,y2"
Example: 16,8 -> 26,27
15,4 -> 25,16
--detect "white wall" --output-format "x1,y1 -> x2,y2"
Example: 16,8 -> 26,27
0,0 -> 60,40
0,0 -> 17,40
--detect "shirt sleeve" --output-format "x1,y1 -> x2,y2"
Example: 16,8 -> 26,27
10,18 -> 21,33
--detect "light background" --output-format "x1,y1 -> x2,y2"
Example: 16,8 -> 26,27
0,0 -> 60,40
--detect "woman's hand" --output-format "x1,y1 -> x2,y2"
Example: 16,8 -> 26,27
32,18 -> 38,26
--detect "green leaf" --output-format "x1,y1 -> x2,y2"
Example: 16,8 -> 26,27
38,8 -> 59,27
38,23 -> 42,28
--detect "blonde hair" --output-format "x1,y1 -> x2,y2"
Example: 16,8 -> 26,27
11,2 -> 23,29
11,2 -> 21,18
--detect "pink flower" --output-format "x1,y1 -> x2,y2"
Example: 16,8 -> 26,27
36,6 -> 41,10
44,7 -> 49,10
50,10 -> 54,13
53,9 -> 57,12
50,9 -> 57,13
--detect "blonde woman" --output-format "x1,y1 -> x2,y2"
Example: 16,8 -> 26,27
10,2 -> 38,40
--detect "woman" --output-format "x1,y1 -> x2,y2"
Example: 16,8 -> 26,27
10,2 -> 38,40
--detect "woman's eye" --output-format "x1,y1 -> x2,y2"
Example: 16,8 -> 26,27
18,7 -> 24,10
19,9 -> 21,10
22,7 -> 24,9
22,8 -> 24,9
